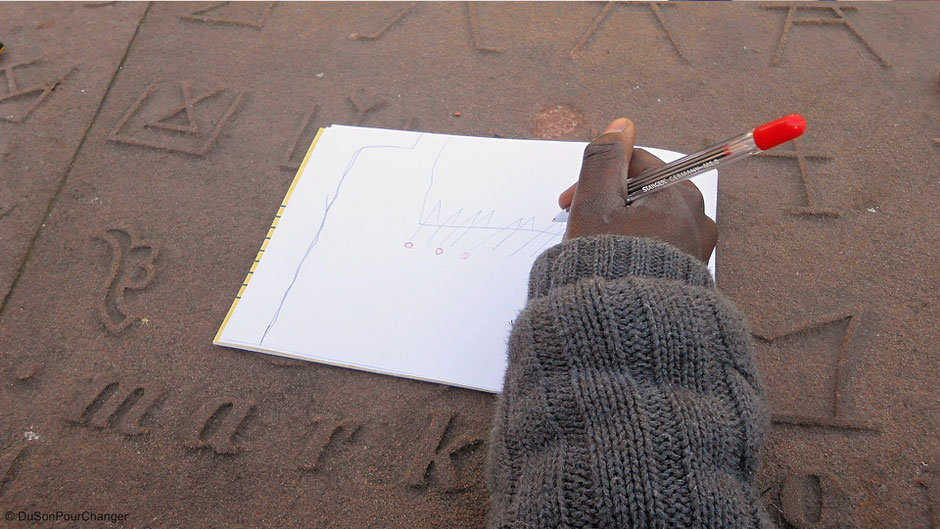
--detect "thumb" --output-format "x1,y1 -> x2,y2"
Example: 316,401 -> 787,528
570,118 -> 636,214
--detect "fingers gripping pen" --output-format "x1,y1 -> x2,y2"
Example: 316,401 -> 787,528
553,114 -> 806,222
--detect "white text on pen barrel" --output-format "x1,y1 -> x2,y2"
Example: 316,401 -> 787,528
641,159 -> 719,192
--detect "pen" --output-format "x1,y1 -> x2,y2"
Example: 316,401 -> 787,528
553,114 -> 806,222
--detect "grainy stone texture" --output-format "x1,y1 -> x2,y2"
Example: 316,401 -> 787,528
0,2 -> 937,528
0,1 -> 149,305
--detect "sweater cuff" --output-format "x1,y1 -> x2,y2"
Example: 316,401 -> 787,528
527,235 -> 713,299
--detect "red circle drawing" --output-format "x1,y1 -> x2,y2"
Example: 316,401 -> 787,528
460,253 -> 470,260
435,248 -> 444,255
404,242 -> 414,249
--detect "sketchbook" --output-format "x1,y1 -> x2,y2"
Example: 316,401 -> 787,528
214,125 -> 718,392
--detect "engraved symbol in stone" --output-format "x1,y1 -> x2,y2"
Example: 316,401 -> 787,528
762,5 -> 890,67
179,1 -> 276,29
0,444 -> 30,497
406,411 -> 483,492
0,59 -> 75,123
279,101 -> 417,171
401,116 -> 419,131
775,471 -> 851,529
65,378 -> 164,436
279,105 -> 320,171
755,306 -> 879,431
296,414 -> 362,472
144,81 -> 222,135
183,399 -> 255,455
758,139 -> 841,217
109,79 -> 246,156
350,2 -> 503,53
347,89 -> 388,125
569,2 -> 686,62
0,202 -> 16,222
96,227 -> 159,335
917,453 -> 940,529
14,362 -> 40,381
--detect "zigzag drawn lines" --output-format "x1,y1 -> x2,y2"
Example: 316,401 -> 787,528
409,202 -> 563,258
406,140 -> 564,258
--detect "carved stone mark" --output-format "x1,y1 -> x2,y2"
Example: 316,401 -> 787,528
95,227 -> 159,335
347,89 -> 388,125
762,5 -> 890,67
917,453 -> 940,529
465,2 -> 504,53
144,81 -> 223,134
776,471 -> 851,529
406,411 -> 483,492
755,306 -> 879,431
402,116 -> 419,131
0,59 -> 75,123
279,105 -> 320,171
296,414 -> 361,472
66,378 -> 164,436
570,2 -> 686,62
179,1 -> 275,29
758,139 -> 841,217
14,362 -> 39,381
109,79 -> 246,156
0,202 -> 16,221
349,2 -> 416,40
279,106 -> 418,171
280,97 -> 423,170
183,399 -> 255,455
0,444 -> 30,497
350,2 -> 503,53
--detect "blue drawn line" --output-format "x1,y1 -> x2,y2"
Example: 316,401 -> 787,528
409,202 -> 441,241
468,216 -> 543,252
260,134 -> 424,345
427,208 -> 464,244
528,229 -> 565,257
408,139 -> 564,254
410,207 -> 564,255
511,230 -> 551,257
415,206 -> 565,255
448,210 -> 495,247
417,220 -> 560,236
493,217 -> 537,250
416,139 -> 450,224
442,210 -> 491,246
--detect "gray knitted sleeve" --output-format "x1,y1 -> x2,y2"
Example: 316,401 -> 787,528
486,235 -> 773,529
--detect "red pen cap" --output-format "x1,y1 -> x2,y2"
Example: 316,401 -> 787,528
752,114 -> 806,150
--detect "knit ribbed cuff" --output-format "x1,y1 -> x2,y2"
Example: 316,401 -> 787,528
528,235 -> 713,299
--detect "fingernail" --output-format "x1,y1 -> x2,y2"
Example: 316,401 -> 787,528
604,117 -> 629,134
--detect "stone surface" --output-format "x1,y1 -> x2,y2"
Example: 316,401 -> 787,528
0,2 -> 937,528
0,2 -> 148,305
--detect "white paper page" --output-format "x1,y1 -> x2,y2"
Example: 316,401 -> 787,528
216,125 -> 718,392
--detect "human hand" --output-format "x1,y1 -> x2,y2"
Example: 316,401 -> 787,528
558,117 -> 717,263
